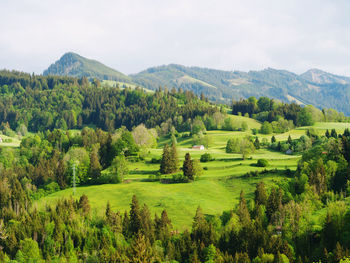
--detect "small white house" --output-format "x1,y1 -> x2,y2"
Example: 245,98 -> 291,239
192,145 -> 205,150
286,149 -> 293,155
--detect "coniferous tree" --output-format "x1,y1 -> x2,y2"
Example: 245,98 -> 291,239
183,153 -> 194,180
254,137 -> 260,150
160,144 -> 171,174
325,129 -> 330,138
254,182 -> 267,206
331,129 -> 338,138
169,142 -> 179,173
56,159 -> 66,189
271,135 -> 276,143
78,194 -> 90,216
105,201 -> 112,219
140,204 -> 154,242
287,135 -> 292,144
129,195 -> 142,236
129,232 -> 154,263
344,128 -> 350,137
237,190 -> 251,224
89,145 -> 101,182
122,211 -> 130,237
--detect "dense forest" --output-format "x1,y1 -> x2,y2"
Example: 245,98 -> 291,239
1,71 -> 350,262
0,70 -> 218,133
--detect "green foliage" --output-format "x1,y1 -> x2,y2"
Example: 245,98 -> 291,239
108,155 -> 128,183
298,107 -> 315,126
257,159 -> 269,167
182,153 -> 194,180
260,121 -> 273,134
200,153 -> 214,162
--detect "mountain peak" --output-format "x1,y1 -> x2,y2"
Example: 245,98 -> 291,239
300,68 -> 350,85
43,52 -> 131,83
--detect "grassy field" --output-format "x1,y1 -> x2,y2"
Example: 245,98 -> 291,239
38,121 -> 350,230
36,171 -> 287,230
0,134 -> 21,147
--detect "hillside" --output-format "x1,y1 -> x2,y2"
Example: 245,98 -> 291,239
43,53 -> 350,115
43,52 -> 132,83
131,65 -> 350,115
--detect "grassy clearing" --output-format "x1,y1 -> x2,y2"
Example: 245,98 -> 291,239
0,134 -> 21,147
37,171 -> 287,231
296,122 -> 350,133
41,122 -> 344,229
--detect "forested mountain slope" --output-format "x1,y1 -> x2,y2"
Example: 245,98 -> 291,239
43,53 -> 350,115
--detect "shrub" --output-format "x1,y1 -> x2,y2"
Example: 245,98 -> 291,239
200,153 -> 214,162
257,159 -> 269,167
150,157 -> 161,164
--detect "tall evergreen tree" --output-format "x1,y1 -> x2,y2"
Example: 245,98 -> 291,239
183,153 -> 194,180
271,135 -> 276,143
331,129 -> 338,138
160,144 -> 171,174
254,137 -> 260,150
169,142 -> 179,173
129,195 -> 142,236
325,129 -> 330,138
89,145 -> 101,181
254,182 -> 267,206
237,190 -> 251,224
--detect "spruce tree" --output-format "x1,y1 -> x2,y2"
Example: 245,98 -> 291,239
169,142 -> 179,173
287,135 -> 292,144
254,182 -> 267,206
183,153 -> 194,180
331,129 -> 338,138
140,204 -> 154,242
160,144 -> 171,174
325,129 -> 330,138
237,190 -> 250,224
89,146 -> 101,182
254,137 -> 260,149
271,135 -> 276,143
129,195 -> 142,236
78,194 -> 90,216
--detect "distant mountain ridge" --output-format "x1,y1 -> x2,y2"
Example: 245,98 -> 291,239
43,53 -> 350,115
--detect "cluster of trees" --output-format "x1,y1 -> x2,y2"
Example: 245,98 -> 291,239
232,96 -> 348,128
159,144 -> 202,181
0,126 -> 151,196
226,137 -> 256,159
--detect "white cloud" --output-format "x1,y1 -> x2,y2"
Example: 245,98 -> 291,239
0,0 -> 350,76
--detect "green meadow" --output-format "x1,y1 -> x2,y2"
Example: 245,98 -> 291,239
38,121 -> 350,230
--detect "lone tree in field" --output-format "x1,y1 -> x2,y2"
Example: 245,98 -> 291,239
160,143 -> 178,174
182,153 -> 194,180
169,142 -> 179,172
160,144 -> 171,174
271,135 -> 276,143
254,137 -> 260,149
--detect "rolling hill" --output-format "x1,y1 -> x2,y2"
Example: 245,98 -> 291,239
43,53 -> 350,115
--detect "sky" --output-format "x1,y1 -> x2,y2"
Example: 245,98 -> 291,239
1,0 -> 350,76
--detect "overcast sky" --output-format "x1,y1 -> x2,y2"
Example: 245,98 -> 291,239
1,0 -> 350,76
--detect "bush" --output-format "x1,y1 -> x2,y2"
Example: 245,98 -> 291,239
200,153 -> 214,162
257,159 -> 269,167
150,157 -> 161,164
